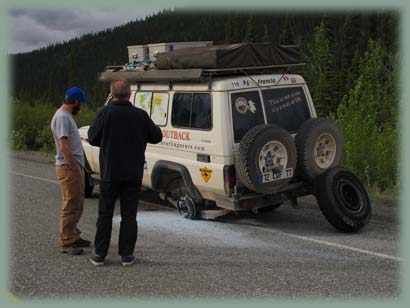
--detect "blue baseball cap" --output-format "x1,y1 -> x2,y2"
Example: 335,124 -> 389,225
65,87 -> 91,104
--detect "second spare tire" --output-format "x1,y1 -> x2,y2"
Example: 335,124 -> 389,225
235,124 -> 297,194
295,117 -> 343,183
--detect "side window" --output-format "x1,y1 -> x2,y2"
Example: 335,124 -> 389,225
192,93 -> 212,129
172,93 -> 191,127
129,91 -> 136,105
134,91 -> 169,126
231,91 -> 265,143
151,93 -> 169,126
134,92 -> 152,114
171,93 -> 212,129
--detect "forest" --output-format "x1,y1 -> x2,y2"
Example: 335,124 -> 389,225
10,8 -> 399,197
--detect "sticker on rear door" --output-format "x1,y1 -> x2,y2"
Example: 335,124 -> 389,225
235,97 -> 257,114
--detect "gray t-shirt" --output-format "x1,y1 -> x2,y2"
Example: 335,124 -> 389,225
50,107 -> 84,167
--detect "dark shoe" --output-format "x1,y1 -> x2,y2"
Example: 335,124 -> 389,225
90,254 -> 105,266
73,238 -> 91,248
61,246 -> 83,255
121,255 -> 136,266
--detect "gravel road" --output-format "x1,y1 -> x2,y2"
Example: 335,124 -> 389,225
9,151 -> 401,299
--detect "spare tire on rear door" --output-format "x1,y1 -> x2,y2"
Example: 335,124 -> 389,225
315,167 -> 371,232
235,124 -> 297,194
295,118 -> 343,183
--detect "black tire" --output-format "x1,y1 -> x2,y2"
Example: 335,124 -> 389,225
236,124 -> 297,194
176,195 -> 197,220
84,171 -> 94,198
295,118 -> 343,183
315,167 -> 371,232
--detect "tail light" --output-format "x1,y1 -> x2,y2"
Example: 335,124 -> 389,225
242,198 -> 255,208
223,165 -> 236,195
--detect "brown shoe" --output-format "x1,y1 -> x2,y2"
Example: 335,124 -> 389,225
61,245 -> 83,255
73,238 -> 91,248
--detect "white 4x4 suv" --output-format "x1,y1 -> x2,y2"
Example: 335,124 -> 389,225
79,43 -> 371,232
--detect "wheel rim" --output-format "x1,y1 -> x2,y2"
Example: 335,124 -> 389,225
314,133 -> 337,169
258,141 -> 288,174
177,202 -> 189,216
337,179 -> 363,213
177,195 -> 196,218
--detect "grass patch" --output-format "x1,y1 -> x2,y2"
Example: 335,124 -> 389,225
10,99 -> 97,153
368,184 -> 399,206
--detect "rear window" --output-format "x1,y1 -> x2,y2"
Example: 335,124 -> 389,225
261,87 -> 311,132
231,91 -> 265,143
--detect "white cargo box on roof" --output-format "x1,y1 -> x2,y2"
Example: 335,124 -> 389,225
127,45 -> 149,62
147,41 -> 213,61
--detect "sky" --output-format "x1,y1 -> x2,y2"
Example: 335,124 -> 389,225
8,7 -> 164,54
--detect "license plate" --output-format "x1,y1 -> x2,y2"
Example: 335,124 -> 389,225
259,168 -> 293,184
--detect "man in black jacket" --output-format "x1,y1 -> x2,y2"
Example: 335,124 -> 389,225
88,79 -> 162,266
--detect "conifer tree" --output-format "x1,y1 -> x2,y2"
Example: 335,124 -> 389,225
279,14 -> 293,45
344,47 -> 361,95
67,51 -> 76,86
262,24 -> 270,42
378,12 -> 397,55
336,40 -> 398,189
303,21 -> 338,117
225,15 -> 241,43
340,14 -> 362,93
244,15 -> 258,43
10,9 -> 397,110
225,15 -> 235,43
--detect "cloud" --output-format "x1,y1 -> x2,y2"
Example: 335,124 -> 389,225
8,8 -> 162,54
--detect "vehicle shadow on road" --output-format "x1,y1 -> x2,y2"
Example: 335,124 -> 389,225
215,202 -> 347,235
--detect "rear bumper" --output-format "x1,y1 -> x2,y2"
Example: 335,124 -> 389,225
215,193 -> 282,211
215,181 -> 313,211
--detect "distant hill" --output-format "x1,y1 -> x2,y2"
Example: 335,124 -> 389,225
10,8 -> 397,106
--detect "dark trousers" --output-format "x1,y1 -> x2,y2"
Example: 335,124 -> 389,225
94,181 -> 140,257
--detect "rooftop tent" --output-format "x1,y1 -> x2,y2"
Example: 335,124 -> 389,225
154,43 -> 301,70
98,43 -> 304,83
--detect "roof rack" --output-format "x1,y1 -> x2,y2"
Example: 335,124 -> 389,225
99,63 -> 306,83
100,68 -> 204,83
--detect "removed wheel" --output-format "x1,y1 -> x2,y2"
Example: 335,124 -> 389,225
236,124 -> 297,194
295,118 -> 343,183
176,195 -> 198,220
315,167 -> 371,232
84,171 -> 94,198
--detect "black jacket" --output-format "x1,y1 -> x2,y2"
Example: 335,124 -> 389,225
88,100 -> 162,182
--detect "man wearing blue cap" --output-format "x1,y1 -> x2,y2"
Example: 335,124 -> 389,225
51,86 -> 91,255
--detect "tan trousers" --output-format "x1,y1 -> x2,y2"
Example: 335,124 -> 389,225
55,165 -> 84,247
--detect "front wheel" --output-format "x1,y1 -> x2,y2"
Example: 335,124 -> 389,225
315,167 -> 371,232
